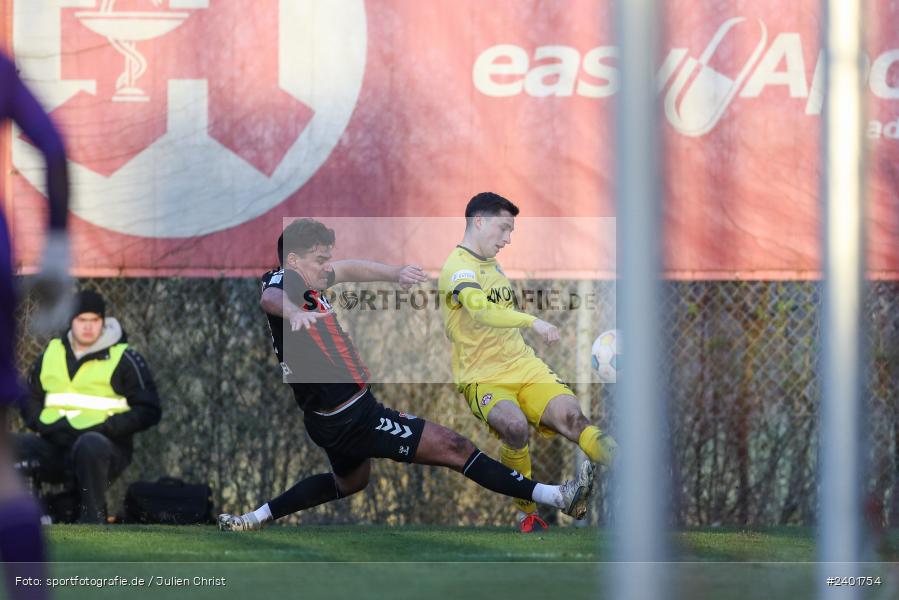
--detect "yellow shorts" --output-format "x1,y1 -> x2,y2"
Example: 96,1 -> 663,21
462,358 -> 574,439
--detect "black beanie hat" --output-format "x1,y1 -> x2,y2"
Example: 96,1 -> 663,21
73,290 -> 106,319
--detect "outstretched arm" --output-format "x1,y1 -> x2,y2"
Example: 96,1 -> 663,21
456,285 -> 535,328
456,286 -> 559,343
331,260 -> 427,289
260,286 -> 326,331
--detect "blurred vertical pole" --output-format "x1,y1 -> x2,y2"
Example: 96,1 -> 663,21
818,0 -> 865,597
573,278 -> 594,526
0,0 -> 11,221
612,0 -> 667,599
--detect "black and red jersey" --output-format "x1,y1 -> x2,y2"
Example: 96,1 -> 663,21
261,268 -> 369,412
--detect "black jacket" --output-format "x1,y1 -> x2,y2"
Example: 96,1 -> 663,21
20,323 -> 162,455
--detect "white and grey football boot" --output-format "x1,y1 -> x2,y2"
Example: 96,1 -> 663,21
559,461 -> 596,520
217,512 -> 264,532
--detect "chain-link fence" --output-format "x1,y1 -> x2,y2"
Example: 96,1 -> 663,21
11,277 -> 899,527
667,281 -> 899,527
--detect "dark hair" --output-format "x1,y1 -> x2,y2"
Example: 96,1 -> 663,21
465,192 -> 519,224
281,218 -> 336,259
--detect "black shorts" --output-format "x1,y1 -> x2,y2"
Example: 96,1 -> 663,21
302,389 -> 426,477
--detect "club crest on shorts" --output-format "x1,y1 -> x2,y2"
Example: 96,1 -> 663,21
480,393 -> 493,407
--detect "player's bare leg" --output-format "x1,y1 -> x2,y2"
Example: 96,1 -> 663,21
333,460 -> 371,497
409,420 -> 477,468
412,420 -> 594,518
540,394 -> 617,466
484,400 -> 545,530
485,400 -> 530,449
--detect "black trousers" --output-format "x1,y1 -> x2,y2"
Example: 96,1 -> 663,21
13,432 -> 130,523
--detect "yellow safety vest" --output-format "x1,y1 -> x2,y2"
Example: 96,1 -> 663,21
38,339 -> 130,430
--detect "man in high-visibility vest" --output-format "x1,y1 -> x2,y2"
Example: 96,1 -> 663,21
15,290 -> 161,523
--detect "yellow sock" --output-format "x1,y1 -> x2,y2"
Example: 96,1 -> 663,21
500,444 -> 537,514
578,425 -> 618,466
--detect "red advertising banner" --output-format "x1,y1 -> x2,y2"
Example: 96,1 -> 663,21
3,1 -> 898,278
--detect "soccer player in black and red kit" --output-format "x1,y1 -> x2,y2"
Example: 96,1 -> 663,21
218,219 -> 596,531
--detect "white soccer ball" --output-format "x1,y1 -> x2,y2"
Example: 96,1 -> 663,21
591,329 -> 620,383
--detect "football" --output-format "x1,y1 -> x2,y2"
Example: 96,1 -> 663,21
591,329 -> 619,383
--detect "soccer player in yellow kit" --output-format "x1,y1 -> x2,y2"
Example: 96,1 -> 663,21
439,192 -> 617,532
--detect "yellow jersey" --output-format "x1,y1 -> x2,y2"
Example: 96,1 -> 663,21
439,245 -> 538,387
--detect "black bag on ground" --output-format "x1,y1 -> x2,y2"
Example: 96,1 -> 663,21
44,488 -> 79,524
123,477 -> 213,524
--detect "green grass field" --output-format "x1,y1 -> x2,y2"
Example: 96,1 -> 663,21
5,526 -> 897,600
46,524 -> 818,563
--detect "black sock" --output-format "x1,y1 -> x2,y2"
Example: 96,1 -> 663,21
267,473 -> 343,520
461,449 -> 537,502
